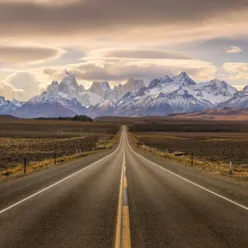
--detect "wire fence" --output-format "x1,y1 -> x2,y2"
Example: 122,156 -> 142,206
0,135 -> 100,173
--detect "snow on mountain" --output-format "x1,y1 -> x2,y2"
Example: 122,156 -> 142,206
58,71 -> 80,98
165,87 -> 212,113
143,74 -> 236,106
243,85 -> 248,92
172,72 -> 196,87
0,96 -> 23,114
189,79 -> 237,105
147,73 -> 196,96
114,84 -> 212,117
45,71 -> 107,107
112,72 -> 234,116
218,91 -> 248,109
89,82 -> 114,100
15,92 -> 87,118
148,75 -> 173,89
0,71 -> 241,118
78,91 -> 105,108
46,81 -> 60,94
113,78 -> 145,100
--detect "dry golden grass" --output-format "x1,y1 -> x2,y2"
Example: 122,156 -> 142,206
0,119 -> 120,178
0,132 -> 120,180
132,132 -> 248,166
131,133 -> 248,181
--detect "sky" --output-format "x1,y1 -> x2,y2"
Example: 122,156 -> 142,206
1,0 -> 248,100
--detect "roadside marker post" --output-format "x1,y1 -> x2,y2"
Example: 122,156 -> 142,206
229,161 -> 233,175
191,152 -> 194,166
24,157 -> 27,174
54,152 -> 57,165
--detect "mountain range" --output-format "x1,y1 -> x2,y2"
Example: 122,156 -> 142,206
1,71 -> 248,118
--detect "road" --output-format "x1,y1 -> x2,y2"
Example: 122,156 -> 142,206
1,126 -> 248,248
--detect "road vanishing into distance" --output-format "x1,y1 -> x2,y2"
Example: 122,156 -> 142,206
0,126 -> 248,248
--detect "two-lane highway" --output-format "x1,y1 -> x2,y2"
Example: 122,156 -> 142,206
0,132 -> 124,248
1,126 -> 248,248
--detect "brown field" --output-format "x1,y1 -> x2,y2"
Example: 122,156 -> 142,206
167,108 -> 248,120
130,120 -> 248,179
132,132 -> 248,165
0,119 -> 120,173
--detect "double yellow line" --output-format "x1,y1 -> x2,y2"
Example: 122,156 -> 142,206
115,152 -> 131,248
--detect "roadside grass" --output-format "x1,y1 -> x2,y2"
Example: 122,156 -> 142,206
130,134 -> 248,181
0,151 -> 96,180
0,132 -> 120,181
0,120 -> 121,181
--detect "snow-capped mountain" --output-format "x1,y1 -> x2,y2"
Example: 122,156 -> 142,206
110,73 -> 237,117
0,71 -> 245,118
78,91 -> 105,107
59,71 -> 82,98
0,96 -> 23,114
46,71 -> 105,107
114,85 -> 212,116
173,72 -> 196,86
190,79 -> 237,105
218,91 -> 248,109
147,72 -> 196,95
89,82 -> 114,100
46,81 -> 60,94
243,85 -> 248,92
113,78 -> 145,100
14,92 -> 87,118
47,71 -> 84,97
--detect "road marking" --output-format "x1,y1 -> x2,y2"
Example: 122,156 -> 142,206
115,152 -> 124,248
115,151 -> 131,248
0,135 -> 124,215
125,133 -> 248,212
124,177 -> 128,188
122,206 -> 131,248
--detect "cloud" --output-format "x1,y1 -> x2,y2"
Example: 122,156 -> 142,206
0,45 -> 66,64
0,0 -> 247,46
42,57 -> 216,85
6,72 -> 43,100
222,62 -> 248,79
0,0 -> 80,6
225,46 -> 242,53
0,81 -> 24,100
88,49 -> 192,60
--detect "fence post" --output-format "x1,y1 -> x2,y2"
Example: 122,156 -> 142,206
229,161 -> 232,175
191,152 -> 194,166
24,157 -> 27,174
54,152 -> 57,165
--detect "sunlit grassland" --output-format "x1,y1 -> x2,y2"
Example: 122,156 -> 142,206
0,119 -> 120,179
130,131 -> 248,181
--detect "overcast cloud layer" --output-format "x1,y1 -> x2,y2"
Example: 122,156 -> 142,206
0,0 -> 248,100
0,0 -> 247,34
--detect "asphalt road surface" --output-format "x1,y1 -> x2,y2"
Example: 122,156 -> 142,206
1,126 -> 248,248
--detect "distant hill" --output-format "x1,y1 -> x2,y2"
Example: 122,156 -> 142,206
168,108 -> 248,120
0,115 -> 18,120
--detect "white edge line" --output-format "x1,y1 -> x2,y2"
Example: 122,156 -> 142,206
0,135 -> 123,215
126,133 -> 248,212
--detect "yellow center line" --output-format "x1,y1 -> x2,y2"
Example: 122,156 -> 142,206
115,151 -> 132,248
115,157 -> 124,248
124,177 -> 128,188
122,206 -> 131,248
